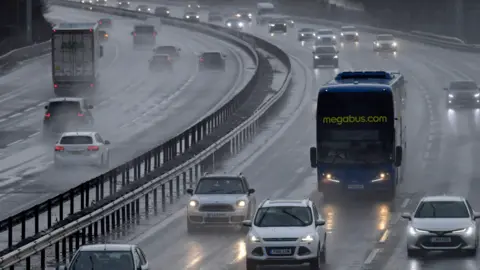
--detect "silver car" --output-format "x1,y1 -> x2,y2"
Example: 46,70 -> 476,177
402,195 -> 480,257
186,174 -> 256,233
373,34 -> 397,52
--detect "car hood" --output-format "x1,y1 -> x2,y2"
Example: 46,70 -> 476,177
318,34 -> 334,38
299,32 -> 315,35
192,194 -> 247,204
449,90 -> 478,94
314,53 -> 335,57
376,40 -> 394,45
342,31 -> 357,35
253,226 -> 311,238
412,218 -> 474,231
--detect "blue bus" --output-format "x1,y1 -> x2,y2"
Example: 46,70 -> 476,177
309,71 -> 406,200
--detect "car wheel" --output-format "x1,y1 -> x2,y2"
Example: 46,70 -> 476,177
103,153 -> 110,168
245,259 -> 257,270
309,245 -> 321,269
407,249 -> 424,257
465,248 -> 477,257
319,240 -> 326,263
187,220 -> 198,233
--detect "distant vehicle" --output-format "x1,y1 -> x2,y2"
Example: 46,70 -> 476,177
43,97 -> 94,137
95,0 -> 107,5
97,18 -> 112,29
186,2 -> 201,10
155,6 -> 170,17
116,0 -> 130,8
340,25 -> 359,42
186,173 -> 256,233
80,0 -> 93,10
131,24 -> 157,48
373,34 -> 397,52
198,52 -> 226,71
401,196 -> 479,257
153,46 -> 180,60
268,18 -> 287,34
312,45 -> 339,68
225,18 -> 245,30
314,37 -> 336,47
309,71 -> 406,201
54,131 -> 110,167
98,30 -> 108,42
136,4 -> 151,13
243,199 -> 327,270
56,244 -> 149,270
297,27 -> 316,41
235,9 -> 253,22
256,2 -> 274,16
148,54 -> 173,72
316,29 -> 336,44
208,11 -> 223,22
51,23 -> 104,95
444,80 -> 480,108
184,11 -> 200,22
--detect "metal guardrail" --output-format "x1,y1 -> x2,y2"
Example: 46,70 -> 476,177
0,2 -> 292,269
0,0 -> 259,256
0,41 -> 50,72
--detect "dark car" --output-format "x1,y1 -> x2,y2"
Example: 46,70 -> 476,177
198,52 -> 226,71
184,11 -> 200,22
117,1 -> 130,9
153,46 -> 181,60
149,54 -> 173,72
314,37 -> 335,47
136,5 -> 151,13
268,19 -> 287,33
98,18 -> 112,29
42,97 -> 94,137
131,24 -> 157,48
444,80 -> 480,108
186,2 -> 200,10
98,30 -> 108,42
208,11 -> 223,22
312,45 -> 338,68
297,27 -> 316,41
234,9 -> 252,22
373,34 -> 397,52
155,6 -> 170,17
225,18 -> 245,30
94,0 -> 107,6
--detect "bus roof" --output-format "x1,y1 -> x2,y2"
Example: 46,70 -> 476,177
53,22 -> 98,31
319,71 -> 402,93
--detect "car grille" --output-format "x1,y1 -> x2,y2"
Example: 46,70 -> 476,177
204,217 -> 230,223
262,238 -> 298,242
265,246 -> 296,256
198,204 -> 234,212
417,235 -> 466,248
344,35 -> 355,40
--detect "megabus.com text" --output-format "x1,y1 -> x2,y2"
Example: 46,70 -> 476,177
321,115 -> 388,125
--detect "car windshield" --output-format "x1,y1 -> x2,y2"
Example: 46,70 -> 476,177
377,35 -> 394,41
152,55 -> 168,61
341,26 -> 356,31
318,30 -> 333,35
156,7 -> 168,11
60,136 -> 93,145
414,201 -> 470,218
254,206 -> 313,227
300,28 -> 315,32
47,101 -> 81,114
450,81 -> 477,90
137,5 -> 147,9
186,12 -> 197,15
99,18 -> 110,22
70,250 -> 134,270
202,52 -> 220,59
154,46 -> 175,54
194,178 -> 245,194
227,19 -> 241,23
134,26 -> 154,33
314,47 -> 335,53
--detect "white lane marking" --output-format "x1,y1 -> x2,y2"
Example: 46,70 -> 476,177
28,132 -> 40,138
37,102 -> 47,107
132,208 -> 186,244
379,229 -> 389,243
8,113 -> 22,118
6,139 -> 24,147
423,152 -> 430,159
24,107 -> 36,112
0,118 -> 6,123
295,167 -> 305,174
401,198 -> 410,208
364,248 -> 380,264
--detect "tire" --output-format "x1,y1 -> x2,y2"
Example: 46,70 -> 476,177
245,259 -> 257,270
466,248 -> 477,257
187,220 -> 198,233
407,249 -> 424,257
319,241 -> 326,263
102,153 -> 110,168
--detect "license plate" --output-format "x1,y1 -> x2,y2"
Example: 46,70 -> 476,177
206,212 -> 227,217
431,237 -> 451,243
347,184 -> 364,189
270,248 -> 292,255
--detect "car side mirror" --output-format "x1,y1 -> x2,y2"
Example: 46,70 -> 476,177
99,46 -> 104,57
186,188 -> 193,195
474,212 -> 480,220
248,188 -> 255,195
44,105 -> 48,109
443,87 -> 448,91
88,105 -> 93,109
315,219 -> 325,226
394,146 -> 402,167
309,147 -> 317,168
242,220 -> 252,227
130,31 -> 134,35
104,140 -> 110,145
401,212 -> 411,220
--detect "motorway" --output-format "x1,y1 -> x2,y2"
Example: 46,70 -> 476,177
95,3 -> 480,270
0,5 -> 255,219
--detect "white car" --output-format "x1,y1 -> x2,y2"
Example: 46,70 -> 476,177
402,195 -> 480,257
373,34 -> 397,52
340,25 -> 359,42
186,174 -> 256,232
316,29 -> 336,44
243,199 -> 327,270
54,131 -> 110,167
57,244 -> 150,270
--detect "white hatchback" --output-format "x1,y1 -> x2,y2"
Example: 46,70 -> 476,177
54,131 -> 110,167
243,199 -> 327,270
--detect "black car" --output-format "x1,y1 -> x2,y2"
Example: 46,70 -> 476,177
98,18 -> 112,29
198,52 -> 226,71
445,80 -> 480,108
149,54 -> 173,72
268,19 -> 287,33
208,11 -> 223,22
117,1 -> 130,8
234,9 -> 252,22
184,11 -> 200,22
131,24 -> 157,48
312,45 -> 338,68
153,46 -> 181,60
95,0 -> 107,6
155,6 -> 170,17
297,27 -> 316,41
373,34 -> 397,52
136,5 -> 151,13
98,30 -> 108,42
225,18 -> 245,30
43,97 -> 94,137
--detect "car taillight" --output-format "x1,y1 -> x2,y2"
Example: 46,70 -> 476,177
90,83 -> 94,88
44,113 -> 51,119
199,57 -> 204,62
167,57 -> 171,61
99,21 -> 102,24
88,146 -> 99,151
133,32 -> 136,36
54,84 -> 58,88
78,113 -> 84,117
55,145 -> 64,151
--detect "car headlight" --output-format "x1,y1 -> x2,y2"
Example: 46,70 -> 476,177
333,55 -> 338,59
188,200 -> 198,207
249,233 -> 261,242
196,15 -> 199,18
301,33 -> 304,36
453,226 -> 475,235
283,23 -> 286,26
392,42 -> 397,47
186,15 -> 190,18
474,93 -> 480,98
314,55 -> 319,59
371,172 -> 388,183
449,94 -> 454,98
238,22 -> 244,27
248,13 -> 252,17
340,33 -> 344,36
236,14 -> 241,17
355,32 -> 359,36
166,10 -> 170,13
148,8 -> 151,11
237,200 -> 246,207
332,36 -> 336,39
323,173 -> 340,182
375,43 -> 380,47
312,33 -> 316,36
227,22 -> 231,26
301,234 -> 314,242
269,24 -> 274,27
408,226 -> 428,235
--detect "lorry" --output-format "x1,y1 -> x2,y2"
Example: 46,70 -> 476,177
51,22 -> 103,96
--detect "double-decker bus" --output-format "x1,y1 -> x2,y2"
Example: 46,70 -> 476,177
309,71 -> 406,200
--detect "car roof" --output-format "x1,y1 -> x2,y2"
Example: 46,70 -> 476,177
421,195 -> 465,202
153,54 -> 169,58
341,25 -> 355,28
262,199 -> 311,208
99,18 -> 111,21
451,80 -> 476,84
48,97 -> 83,103
317,29 -> 333,32
61,131 -> 96,137
202,51 -> 221,55
78,244 -> 135,252
199,174 -> 243,180
377,34 -> 393,37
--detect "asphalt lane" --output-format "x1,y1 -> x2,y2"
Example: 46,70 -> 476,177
0,5 -> 252,219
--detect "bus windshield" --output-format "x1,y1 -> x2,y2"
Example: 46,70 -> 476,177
316,91 -> 393,164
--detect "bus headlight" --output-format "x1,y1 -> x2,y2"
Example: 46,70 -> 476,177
474,93 -> 480,98
371,172 -> 388,182
448,94 -> 454,98
323,173 -> 339,183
